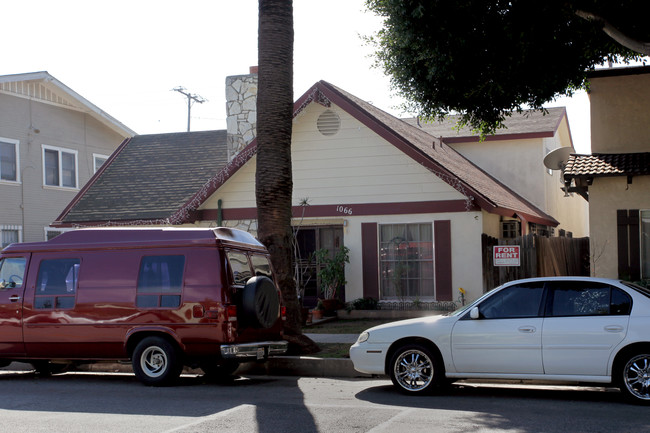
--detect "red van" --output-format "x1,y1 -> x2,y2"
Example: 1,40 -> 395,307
0,227 -> 287,385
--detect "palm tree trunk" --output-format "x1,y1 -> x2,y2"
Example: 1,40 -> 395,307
257,0 -> 318,353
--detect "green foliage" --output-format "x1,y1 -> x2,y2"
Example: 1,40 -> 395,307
347,297 -> 379,312
365,0 -> 647,136
314,246 -> 350,299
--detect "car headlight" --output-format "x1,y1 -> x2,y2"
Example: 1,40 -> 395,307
356,331 -> 369,344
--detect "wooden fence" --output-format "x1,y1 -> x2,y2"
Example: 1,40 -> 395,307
482,234 -> 590,291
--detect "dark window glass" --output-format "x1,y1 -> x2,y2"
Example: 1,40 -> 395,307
136,255 -> 185,308
0,141 -> 17,181
227,251 -> 251,285
479,283 -> 544,319
251,255 -> 272,279
35,258 -> 79,309
548,282 -> 629,316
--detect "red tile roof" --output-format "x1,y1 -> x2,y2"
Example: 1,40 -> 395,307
564,153 -> 650,178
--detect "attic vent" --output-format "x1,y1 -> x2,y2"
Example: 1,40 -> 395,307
317,110 -> 341,136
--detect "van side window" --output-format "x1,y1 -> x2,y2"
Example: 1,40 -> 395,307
0,257 -> 26,289
227,251 -> 251,286
250,255 -> 273,279
136,255 -> 185,308
35,258 -> 80,309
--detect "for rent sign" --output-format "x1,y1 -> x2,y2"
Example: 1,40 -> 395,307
493,246 -> 520,266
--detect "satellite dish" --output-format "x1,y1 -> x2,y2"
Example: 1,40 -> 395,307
543,147 -> 573,170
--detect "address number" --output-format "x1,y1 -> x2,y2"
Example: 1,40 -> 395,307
336,206 -> 353,215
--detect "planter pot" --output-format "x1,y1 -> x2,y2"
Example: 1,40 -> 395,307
312,309 -> 324,320
321,299 -> 341,316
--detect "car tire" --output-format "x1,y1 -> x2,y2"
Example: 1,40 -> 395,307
620,352 -> 650,404
132,336 -> 182,386
389,343 -> 443,395
240,276 -> 280,329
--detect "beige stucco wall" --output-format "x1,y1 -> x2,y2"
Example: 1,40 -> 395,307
0,92 -> 125,242
590,71 -> 650,153
588,176 -> 650,278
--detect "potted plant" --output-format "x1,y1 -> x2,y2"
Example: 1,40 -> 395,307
314,245 -> 350,315
311,299 -> 324,321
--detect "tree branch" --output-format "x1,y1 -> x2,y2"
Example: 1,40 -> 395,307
576,9 -> 650,56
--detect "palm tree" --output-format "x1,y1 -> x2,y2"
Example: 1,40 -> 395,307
257,0 -> 318,353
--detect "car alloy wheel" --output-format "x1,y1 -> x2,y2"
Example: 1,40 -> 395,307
389,344 -> 440,394
623,353 -> 650,403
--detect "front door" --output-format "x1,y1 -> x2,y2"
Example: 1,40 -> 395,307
0,255 -> 29,355
294,226 -> 344,307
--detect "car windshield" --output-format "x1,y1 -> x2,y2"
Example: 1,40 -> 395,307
622,281 -> 650,299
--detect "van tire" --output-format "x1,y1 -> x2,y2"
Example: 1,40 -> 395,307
241,276 -> 280,329
132,336 -> 182,386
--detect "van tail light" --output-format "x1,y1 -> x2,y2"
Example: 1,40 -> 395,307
226,305 -> 238,322
281,306 -> 287,321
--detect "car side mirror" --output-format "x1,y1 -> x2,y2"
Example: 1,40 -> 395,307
470,307 -> 480,320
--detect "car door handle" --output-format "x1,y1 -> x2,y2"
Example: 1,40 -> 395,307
518,326 -> 536,333
604,325 -> 624,333
9,295 -> 21,302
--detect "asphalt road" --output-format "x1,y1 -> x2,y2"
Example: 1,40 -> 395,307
0,369 -> 648,433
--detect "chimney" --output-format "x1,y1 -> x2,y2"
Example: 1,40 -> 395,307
225,67 -> 258,161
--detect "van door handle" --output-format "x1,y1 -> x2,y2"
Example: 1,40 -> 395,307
9,295 -> 21,302
604,325 -> 624,333
518,326 -> 536,333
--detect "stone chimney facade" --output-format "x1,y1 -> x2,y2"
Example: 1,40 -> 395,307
226,67 -> 258,161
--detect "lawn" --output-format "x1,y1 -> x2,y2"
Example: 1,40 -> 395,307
302,318 -> 398,358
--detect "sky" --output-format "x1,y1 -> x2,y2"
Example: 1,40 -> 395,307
3,0 -> 591,153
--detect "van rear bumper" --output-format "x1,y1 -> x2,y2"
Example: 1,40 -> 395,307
220,341 -> 288,360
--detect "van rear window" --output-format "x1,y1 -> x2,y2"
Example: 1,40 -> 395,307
227,251 -> 252,285
136,255 -> 185,308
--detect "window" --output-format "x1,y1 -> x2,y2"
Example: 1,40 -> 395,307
379,223 -> 434,299
93,153 -> 108,173
250,255 -> 273,279
45,227 -> 72,241
136,255 -> 185,308
501,220 -> 520,239
0,138 -> 19,182
42,145 -> 78,188
642,210 -> 650,280
227,251 -> 251,285
1,225 -> 21,248
478,283 -> 544,319
0,257 -> 26,289
530,223 -> 554,237
35,258 -> 80,309
548,282 -> 631,316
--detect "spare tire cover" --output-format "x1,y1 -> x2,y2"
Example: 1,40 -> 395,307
240,276 -> 281,328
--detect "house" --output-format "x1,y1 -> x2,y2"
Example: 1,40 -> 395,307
563,66 -> 650,281
0,71 -> 135,245
55,70 -> 581,305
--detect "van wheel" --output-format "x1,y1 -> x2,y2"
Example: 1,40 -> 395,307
132,337 -> 182,386
241,276 -> 280,328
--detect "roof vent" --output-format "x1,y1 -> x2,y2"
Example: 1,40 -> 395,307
317,110 -> 341,136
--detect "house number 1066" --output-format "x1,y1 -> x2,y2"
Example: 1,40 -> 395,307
336,206 -> 353,215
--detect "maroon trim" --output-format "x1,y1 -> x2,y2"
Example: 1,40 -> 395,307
361,223 -> 379,299
199,199 -> 477,221
443,131 -> 554,144
53,137 -> 132,225
434,220 -> 452,301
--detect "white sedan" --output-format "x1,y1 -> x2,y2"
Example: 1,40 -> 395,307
349,277 -> 650,404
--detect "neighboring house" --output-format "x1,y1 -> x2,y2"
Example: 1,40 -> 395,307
563,66 -> 650,281
0,71 -> 134,245
403,108 -> 588,238
56,71 -> 578,305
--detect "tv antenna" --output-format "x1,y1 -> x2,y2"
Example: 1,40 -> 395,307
172,86 -> 207,132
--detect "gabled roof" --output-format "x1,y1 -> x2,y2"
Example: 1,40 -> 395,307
0,71 -> 135,137
56,81 -> 558,228
402,107 -> 568,144
56,130 -> 227,224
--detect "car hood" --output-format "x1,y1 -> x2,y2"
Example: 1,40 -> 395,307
363,314 -> 453,343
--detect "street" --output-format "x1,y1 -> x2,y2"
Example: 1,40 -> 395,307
0,369 -> 648,432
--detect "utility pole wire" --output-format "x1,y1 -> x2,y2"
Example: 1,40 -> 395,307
172,86 -> 207,132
